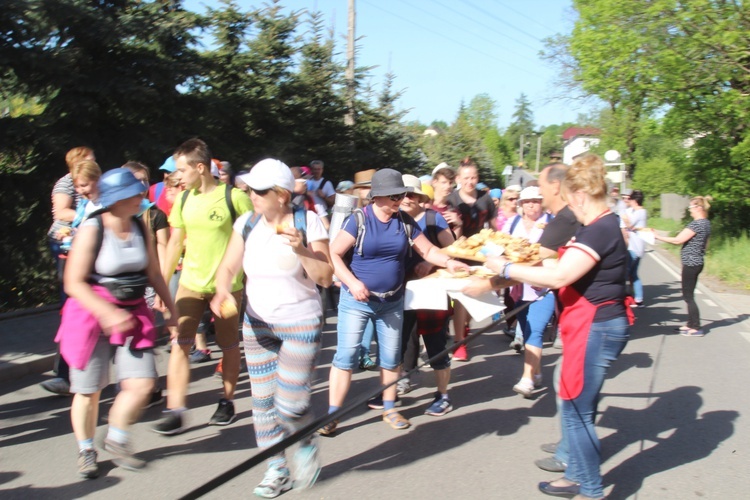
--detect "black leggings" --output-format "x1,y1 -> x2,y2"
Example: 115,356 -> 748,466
401,310 -> 450,371
681,264 -> 703,329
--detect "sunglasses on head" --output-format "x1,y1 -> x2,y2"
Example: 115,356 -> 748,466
251,187 -> 272,196
388,193 -> 406,201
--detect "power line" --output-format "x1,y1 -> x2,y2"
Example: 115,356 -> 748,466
459,0 -> 545,43
415,0 -> 540,54
496,0 -> 560,33
359,0 -> 544,79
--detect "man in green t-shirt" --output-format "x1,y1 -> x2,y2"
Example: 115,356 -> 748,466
153,138 -> 252,435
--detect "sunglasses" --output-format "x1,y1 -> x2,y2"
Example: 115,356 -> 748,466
252,187 -> 272,196
404,192 -> 421,200
506,197 -> 519,202
388,193 -> 406,202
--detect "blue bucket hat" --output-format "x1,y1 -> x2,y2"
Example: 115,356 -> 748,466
489,188 -> 503,200
99,168 -> 148,208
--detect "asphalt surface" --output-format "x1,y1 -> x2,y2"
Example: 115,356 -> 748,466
1,248 -> 749,499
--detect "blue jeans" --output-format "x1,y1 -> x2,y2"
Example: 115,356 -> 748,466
628,250 -> 643,302
516,293 -> 555,349
359,319 -> 376,358
334,289 -> 403,370
562,316 -> 629,498
553,360 -> 569,465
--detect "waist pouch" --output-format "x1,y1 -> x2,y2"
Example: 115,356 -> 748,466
94,273 -> 150,301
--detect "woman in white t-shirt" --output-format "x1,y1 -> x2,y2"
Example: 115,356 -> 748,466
211,159 -> 333,498
501,186 -> 555,398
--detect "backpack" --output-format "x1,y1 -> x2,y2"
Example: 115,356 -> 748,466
345,206 -> 414,261
180,183 -> 237,222
422,208 -> 440,246
241,205 -> 308,246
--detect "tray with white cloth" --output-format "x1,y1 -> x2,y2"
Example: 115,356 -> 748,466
404,272 -> 505,322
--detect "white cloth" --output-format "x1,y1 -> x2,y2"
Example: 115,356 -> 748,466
404,278 -> 504,322
235,211 -> 329,323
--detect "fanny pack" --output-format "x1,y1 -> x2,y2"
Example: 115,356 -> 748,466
95,273 -> 150,301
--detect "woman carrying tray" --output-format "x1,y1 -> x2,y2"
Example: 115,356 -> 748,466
464,153 -> 631,500
320,169 -> 469,434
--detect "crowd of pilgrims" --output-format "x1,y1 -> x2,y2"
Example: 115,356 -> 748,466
42,141 -> 712,499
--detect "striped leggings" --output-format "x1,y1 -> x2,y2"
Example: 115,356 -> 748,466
243,314 -> 322,465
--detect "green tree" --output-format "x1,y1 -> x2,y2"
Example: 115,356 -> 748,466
504,93 -> 535,166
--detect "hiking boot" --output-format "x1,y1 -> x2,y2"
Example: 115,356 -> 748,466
40,377 -> 71,396
77,448 -> 99,479
424,393 -> 453,416
152,411 -> 184,435
209,398 -> 236,426
189,349 -> 211,363
254,467 -> 292,498
104,438 -> 146,471
293,438 -> 321,490
513,378 -> 535,398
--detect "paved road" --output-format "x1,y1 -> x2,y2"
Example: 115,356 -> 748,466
2,249 -> 749,499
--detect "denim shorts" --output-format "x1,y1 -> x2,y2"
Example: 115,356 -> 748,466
333,289 -> 404,370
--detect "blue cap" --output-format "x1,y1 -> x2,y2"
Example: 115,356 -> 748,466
476,182 -> 488,190
489,188 -> 502,199
159,156 -> 176,172
98,168 -> 147,208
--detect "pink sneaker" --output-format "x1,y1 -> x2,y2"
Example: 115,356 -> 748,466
453,344 -> 469,362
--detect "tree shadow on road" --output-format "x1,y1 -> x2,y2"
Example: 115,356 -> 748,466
597,386 -> 738,499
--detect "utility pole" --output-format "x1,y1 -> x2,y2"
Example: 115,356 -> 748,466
519,134 -> 524,167
535,134 -> 542,173
344,0 -> 356,126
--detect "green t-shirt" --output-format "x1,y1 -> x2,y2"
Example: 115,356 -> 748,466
169,183 -> 252,293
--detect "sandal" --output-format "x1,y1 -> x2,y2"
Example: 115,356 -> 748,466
383,409 -> 411,430
317,419 -> 338,436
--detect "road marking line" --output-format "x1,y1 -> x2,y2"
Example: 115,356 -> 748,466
703,299 -> 717,308
648,251 -> 702,294
718,312 -> 731,320
648,251 -> 681,281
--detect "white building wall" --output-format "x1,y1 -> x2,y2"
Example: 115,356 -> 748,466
563,137 -> 600,164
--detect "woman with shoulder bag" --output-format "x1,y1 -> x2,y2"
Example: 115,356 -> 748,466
56,168 -> 177,479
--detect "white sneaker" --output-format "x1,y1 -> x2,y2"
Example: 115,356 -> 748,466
254,467 -> 291,498
513,378 -> 535,398
397,377 -> 411,395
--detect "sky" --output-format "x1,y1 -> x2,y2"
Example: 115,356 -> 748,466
184,0 -> 593,129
